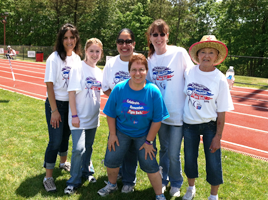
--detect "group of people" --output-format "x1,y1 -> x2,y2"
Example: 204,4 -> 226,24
43,19 -> 234,200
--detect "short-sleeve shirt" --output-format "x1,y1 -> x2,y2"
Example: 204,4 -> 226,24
183,65 -> 234,124
103,79 -> 169,137
44,51 -> 81,101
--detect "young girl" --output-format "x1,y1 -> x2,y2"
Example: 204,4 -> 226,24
64,38 -> 103,194
43,23 -> 82,192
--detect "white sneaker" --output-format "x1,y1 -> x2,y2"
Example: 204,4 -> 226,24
88,175 -> 97,183
64,186 -> 76,195
170,187 -> 180,197
208,195 -> 218,200
183,186 -> 196,200
156,194 -> 166,200
121,185 -> 134,193
43,177 -> 56,192
97,182 -> 118,197
162,184 -> 166,193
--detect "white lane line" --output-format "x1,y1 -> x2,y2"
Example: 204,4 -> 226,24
233,102 -> 268,110
1,66 -> 45,74
0,70 -> 44,80
225,122 -> 268,134
0,62 -> 46,68
232,95 -> 268,103
0,84 -> 46,99
222,140 -> 268,154
229,111 -> 268,119
231,90 -> 268,97
0,76 -> 46,87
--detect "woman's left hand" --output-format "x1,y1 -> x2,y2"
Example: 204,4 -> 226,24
209,136 -> 221,153
139,143 -> 156,160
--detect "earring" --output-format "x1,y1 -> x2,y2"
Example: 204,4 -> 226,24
166,39 -> 169,43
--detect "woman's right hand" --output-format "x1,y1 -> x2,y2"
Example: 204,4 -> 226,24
50,110 -> 62,129
72,117 -> 80,128
108,134 -> 119,152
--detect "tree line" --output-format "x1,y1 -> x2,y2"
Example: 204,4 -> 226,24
1,0 -> 268,77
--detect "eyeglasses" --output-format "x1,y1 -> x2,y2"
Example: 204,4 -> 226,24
130,68 -> 146,73
151,33 -> 166,37
117,39 -> 133,45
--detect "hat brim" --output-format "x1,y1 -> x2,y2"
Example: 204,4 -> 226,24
189,41 -> 228,66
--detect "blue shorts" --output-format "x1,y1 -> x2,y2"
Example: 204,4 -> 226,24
104,129 -> 159,173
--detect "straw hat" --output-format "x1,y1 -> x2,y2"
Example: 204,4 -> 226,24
189,35 -> 228,65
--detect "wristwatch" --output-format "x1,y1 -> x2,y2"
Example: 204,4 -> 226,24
146,140 -> 153,145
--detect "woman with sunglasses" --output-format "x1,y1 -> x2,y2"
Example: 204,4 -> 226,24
146,19 -> 194,197
102,28 -> 138,193
43,23 -> 82,192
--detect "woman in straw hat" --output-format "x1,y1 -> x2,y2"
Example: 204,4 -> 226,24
182,35 -> 234,200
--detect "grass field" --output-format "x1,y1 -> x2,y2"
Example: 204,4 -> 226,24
1,87 -> 268,200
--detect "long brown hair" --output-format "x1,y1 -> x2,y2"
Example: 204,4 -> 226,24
146,19 -> 169,58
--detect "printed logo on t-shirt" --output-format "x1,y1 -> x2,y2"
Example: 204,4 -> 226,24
85,77 -> 101,97
186,82 -> 213,110
152,66 -> 174,91
122,99 -> 149,124
62,66 -> 71,87
113,71 -> 130,85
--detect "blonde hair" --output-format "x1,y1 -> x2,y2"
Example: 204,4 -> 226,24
84,38 -> 103,61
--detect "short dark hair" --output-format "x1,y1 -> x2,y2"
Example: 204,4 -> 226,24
116,28 -> 135,42
128,54 -> 148,72
55,23 -> 82,61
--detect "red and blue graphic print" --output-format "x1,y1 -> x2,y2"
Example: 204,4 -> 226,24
85,76 -> 102,97
62,66 -> 71,87
152,66 -> 174,92
121,99 -> 149,124
186,82 -> 214,110
113,71 -> 130,85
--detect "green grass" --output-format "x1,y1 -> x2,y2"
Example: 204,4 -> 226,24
234,75 -> 268,89
0,89 -> 268,200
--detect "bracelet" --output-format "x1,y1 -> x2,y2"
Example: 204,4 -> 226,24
51,108 -> 58,113
145,141 -> 152,145
72,115 -> 78,118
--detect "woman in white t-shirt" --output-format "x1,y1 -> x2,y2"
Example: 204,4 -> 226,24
102,28 -> 138,193
182,35 -> 234,200
64,38 -> 103,194
43,23 -> 82,192
146,19 -> 194,197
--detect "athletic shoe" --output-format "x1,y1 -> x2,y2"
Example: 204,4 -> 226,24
121,185 -> 134,193
88,175 -> 97,183
183,186 -> 196,200
43,177 -> 56,192
59,162 -> 71,171
208,195 -> 218,200
97,182 -> 118,196
156,194 -> 166,200
162,184 -> 166,193
170,187 -> 180,197
64,186 -> 77,195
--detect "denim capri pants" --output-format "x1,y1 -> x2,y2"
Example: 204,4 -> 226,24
183,121 -> 223,185
104,129 -> 159,173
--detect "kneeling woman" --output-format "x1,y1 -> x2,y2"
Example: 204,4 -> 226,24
98,54 -> 169,200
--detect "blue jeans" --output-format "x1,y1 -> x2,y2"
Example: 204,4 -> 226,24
120,142 -> 137,186
104,130 -> 159,173
67,128 -> 97,187
158,124 -> 183,188
183,121 -> 223,186
44,98 -> 70,169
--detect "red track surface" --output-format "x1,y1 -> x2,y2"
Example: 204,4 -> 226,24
1,59 -> 268,160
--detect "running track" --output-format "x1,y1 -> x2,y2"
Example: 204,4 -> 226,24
1,59 -> 268,160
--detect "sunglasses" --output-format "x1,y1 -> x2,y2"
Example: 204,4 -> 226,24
151,33 -> 166,37
117,39 -> 133,45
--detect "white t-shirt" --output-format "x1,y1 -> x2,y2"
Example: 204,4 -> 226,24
183,65 -> 234,124
147,45 -> 194,126
44,51 -> 81,101
68,61 -> 103,130
102,55 -> 134,92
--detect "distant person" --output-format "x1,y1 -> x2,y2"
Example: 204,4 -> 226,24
182,35 -> 234,200
43,23 -> 82,192
102,28 -> 138,193
64,38 -> 103,195
98,54 -> 169,200
146,19 -> 194,197
6,45 -> 16,59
